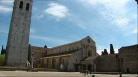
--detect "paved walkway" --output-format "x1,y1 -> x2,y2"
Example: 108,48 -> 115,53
0,71 -> 137,77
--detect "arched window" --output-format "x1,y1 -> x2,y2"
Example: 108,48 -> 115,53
26,3 -> 30,11
19,1 -> 23,9
45,51 -> 47,55
88,51 -> 91,56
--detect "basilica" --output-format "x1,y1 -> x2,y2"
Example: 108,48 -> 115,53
29,36 -> 98,72
29,36 -> 138,73
5,0 -> 138,74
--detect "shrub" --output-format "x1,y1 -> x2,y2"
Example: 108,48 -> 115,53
0,54 -> 5,65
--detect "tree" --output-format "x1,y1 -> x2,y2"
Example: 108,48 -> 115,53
110,44 -> 115,54
44,45 -> 47,48
101,51 -> 104,55
0,54 -> 5,65
104,49 -> 108,55
1,45 -> 6,55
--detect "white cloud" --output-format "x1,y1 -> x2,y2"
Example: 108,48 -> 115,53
30,28 -> 36,33
33,14 -> 44,20
113,17 -> 130,29
79,0 -> 130,29
33,7 -> 37,11
0,5 -> 12,13
97,48 -> 119,55
0,30 -> 8,34
44,3 -> 69,19
30,35 -> 69,44
132,28 -> 138,33
132,14 -> 137,18
0,0 -> 14,4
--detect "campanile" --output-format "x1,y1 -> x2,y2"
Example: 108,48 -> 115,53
6,0 -> 33,66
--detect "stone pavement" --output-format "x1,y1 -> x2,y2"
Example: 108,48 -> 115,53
0,71 -> 137,77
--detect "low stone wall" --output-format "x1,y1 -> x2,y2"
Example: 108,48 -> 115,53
0,66 -> 28,71
0,66 -> 58,72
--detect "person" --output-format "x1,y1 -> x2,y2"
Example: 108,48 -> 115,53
86,70 -> 88,75
89,70 -> 92,74
26,60 -> 30,67
84,70 -> 86,76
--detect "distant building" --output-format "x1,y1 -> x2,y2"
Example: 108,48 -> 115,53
94,54 -> 119,72
118,44 -> 138,73
94,44 -> 138,73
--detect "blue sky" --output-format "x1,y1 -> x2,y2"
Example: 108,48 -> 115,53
0,0 -> 137,54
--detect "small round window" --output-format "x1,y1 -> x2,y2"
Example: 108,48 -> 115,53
87,39 -> 90,43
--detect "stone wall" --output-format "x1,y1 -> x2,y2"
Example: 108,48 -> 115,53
33,36 -> 97,72
94,54 -> 119,72
68,50 -> 82,71
118,44 -> 138,73
31,46 -> 48,60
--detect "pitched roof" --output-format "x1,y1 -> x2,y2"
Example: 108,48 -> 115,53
81,56 -> 98,61
49,36 -> 95,50
45,48 -> 81,57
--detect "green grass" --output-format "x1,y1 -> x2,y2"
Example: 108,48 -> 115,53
0,66 -> 58,71
0,66 -> 28,71
0,54 -> 5,65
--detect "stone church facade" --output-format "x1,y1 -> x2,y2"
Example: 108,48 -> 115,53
30,36 -> 98,72
30,40 -> 138,73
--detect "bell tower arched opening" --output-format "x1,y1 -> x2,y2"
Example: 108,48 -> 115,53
19,1 -> 23,9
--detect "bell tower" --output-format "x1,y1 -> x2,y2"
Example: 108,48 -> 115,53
6,0 -> 33,66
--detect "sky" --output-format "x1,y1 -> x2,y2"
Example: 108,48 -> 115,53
0,0 -> 137,54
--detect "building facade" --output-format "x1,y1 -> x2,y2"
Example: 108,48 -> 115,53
6,0 -> 33,66
31,40 -> 138,73
32,36 -> 97,71
94,54 -> 119,72
94,44 -> 138,73
118,44 -> 138,73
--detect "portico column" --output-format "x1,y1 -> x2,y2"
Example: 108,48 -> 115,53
94,64 -> 96,72
86,64 -> 88,70
50,58 -> 52,69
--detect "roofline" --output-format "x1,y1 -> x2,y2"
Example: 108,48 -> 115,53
34,54 -> 72,60
119,44 -> 138,49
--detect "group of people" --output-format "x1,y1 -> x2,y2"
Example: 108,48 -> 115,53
80,70 -> 92,75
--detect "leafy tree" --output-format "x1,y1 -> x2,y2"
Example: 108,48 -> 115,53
1,45 -> 5,55
101,51 -> 104,55
104,49 -> 108,55
0,54 -> 5,65
1,45 -> 3,55
44,45 -> 47,48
